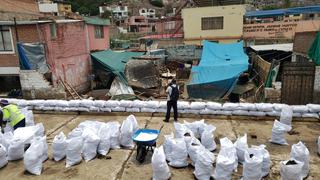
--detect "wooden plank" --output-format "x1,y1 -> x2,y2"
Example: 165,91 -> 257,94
253,54 -> 271,84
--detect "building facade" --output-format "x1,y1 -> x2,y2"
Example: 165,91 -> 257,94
38,0 -> 72,16
182,5 -> 247,45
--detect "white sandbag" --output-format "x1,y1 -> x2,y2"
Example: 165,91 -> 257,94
4,122 -> 13,133
141,108 -> 156,113
93,100 -> 105,108
222,103 -> 239,110
158,101 -> 167,109
100,107 -> 111,112
273,103 -> 286,111
235,134 -> 248,164
280,105 -> 293,126
190,102 -> 206,110
32,136 -> 48,162
292,105 -> 309,113
24,137 -> 44,175
266,110 -> 281,117
249,111 -> 267,117
251,145 -> 271,177
301,113 -> 319,118
111,107 -> 126,112
174,122 -> 194,139
120,115 -> 139,148
199,108 -> 215,115
119,100 -> 133,108
89,106 -> 100,112
53,132 -> 67,161
109,122 -> 121,149
77,107 -> 90,112
179,109 -> 200,114
155,108 -> 167,113
152,146 -> 171,180
97,124 -> 111,156
78,121 -> 103,132
232,110 -> 249,116
168,138 -> 188,167
183,120 -> 206,139
79,99 -> 94,108
214,137 -> 238,180
201,124 -> 217,151
270,120 -> 291,145
255,103 -> 274,112
307,104 -> 320,113
237,103 -> 256,111
56,100 -> 69,107
105,100 -> 120,108
177,101 -> 190,109
187,137 -> 204,166
82,128 -> 100,162
318,136 -> 320,155
42,106 -> 54,111
206,102 -> 222,110
54,107 -> 64,112
0,144 -> 8,168
7,138 -> 24,161
66,136 -> 83,168
163,133 -> 174,162
280,159 -> 303,180
35,123 -> 45,137
126,108 -> 140,112
68,127 -> 83,139
20,108 -> 35,126
132,100 -> 145,108
290,141 -> 310,178
144,101 -> 160,109
214,110 -> 232,116
293,112 -> 302,118
2,131 -> 13,150
17,99 -> 29,107
242,148 -> 263,180
68,100 -> 81,107
194,147 -> 215,180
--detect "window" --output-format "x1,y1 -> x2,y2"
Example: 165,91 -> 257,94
0,26 -> 14,53
94,25 -> 104,39
201,17 -> 223,30
165,21 -> 175,30
50,23 -> 57,39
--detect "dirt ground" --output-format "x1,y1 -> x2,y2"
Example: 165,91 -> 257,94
0,112 -> 319,180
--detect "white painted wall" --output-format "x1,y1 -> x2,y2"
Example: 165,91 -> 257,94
38,3 -> 58,13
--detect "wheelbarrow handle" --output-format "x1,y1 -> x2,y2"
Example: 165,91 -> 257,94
159,124 -> 164,133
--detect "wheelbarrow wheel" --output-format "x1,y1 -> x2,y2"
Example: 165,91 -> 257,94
136,145 -> 147,163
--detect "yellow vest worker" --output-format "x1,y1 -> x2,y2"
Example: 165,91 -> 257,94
0,100 -> 25,130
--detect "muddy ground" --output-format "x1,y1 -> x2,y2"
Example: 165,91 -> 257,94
0,112 -> 319,180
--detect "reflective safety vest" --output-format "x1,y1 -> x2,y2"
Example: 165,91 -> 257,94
3,104 -> 25,127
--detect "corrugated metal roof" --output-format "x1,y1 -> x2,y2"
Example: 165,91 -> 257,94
83,16 -> 110,26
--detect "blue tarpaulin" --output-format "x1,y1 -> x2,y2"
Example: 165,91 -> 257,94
187,40 -> 249,100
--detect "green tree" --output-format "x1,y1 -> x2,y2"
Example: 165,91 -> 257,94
284,0 -> 291,8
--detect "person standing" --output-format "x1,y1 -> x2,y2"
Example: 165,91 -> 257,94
164,79 -> 179,122
0,100 -> 25,130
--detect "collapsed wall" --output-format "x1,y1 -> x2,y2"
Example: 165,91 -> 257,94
5,98 -> 320,119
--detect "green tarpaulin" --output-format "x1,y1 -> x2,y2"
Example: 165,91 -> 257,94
91,50 -> 144,84
308,32 -> 320,65
83,16 -> 110,26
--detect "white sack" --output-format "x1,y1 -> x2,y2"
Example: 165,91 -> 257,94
111,107 -> 126,112
174,122 -> 194,139
68,127 -> 83,139
214,137 -> 238,180
187,137 -> 203,166
273,103 -> 286,111
301,113 -> 319,119
141,108 -> 156,113
242,148 -> 263,180
2,131 -> 13,150
152,146 -> 171,180
177,101 -> 190,109
251,145 -> 271,177
53,132 -> 67,161
163,133 -> 174,162
126,108 -> 140,112
66,136 -> 83,168
158,101 -> 167,109
105,100 -> 120,108
79,99 -> 94,108
235,134 -> 248,164
232,110 -> 249,116
94,100 -> 106,108
119,100 -> 133,108
201,124 -> 217,151
82,128 -> 100,162
132,100 -> 145,108
109,122 -> 121,149
179,109 -> 200,114
32,136 -> 48,162
194,147 -> 215,180
68,100 -> 81,107
280,105 -> 293,126
7,138 -> 24,161
4,123 -> 13,133
266,111 -> 281,117
222,103 -> 239,110
20,108 -> 34,126
270,120 -> 291,145
237,103 -> 257,111
0,144 -> 8,168
89,106 -> 100,112
55,100 -> 69,107
144,101 -> 160,109
183,120 -> 206,139
214,110 -> 232,116
97,124 -> 111,156
190,102 -> 206,110
24,138 -> 44,175
168,138 -> 188,168
290,141 -> 309,178
280,159 -> 303,180
77,107 -> 89,112
307,104 -> 320,113
249,111 -> 267,117
255,103 -> 274,112
78,121 -> 103,132
206,102 -> 222,110
292,105 -> 309,113
120,115 -> 139,148
293,112 -> 302,118
100,107 -> 111,112
199,109 -> 216,115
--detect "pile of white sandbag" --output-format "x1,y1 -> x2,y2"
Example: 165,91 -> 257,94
5,98 -> 320,119
52,115 -> 139,168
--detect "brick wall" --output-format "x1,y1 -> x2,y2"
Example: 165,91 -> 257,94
40,21 -> 91,93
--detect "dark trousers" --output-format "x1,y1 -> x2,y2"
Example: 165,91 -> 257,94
166,100 -> 178,121
13,118 -> 25,130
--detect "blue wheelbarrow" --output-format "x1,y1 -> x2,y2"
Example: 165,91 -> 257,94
132,125 -> 164,163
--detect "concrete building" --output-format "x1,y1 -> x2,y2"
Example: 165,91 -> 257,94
84,17 -> 111,51
126,16 -> 156,33
181,5 -> 247,45
139,8 -> 156,19
99,4 -> 129,21
37,0 -> 72,16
